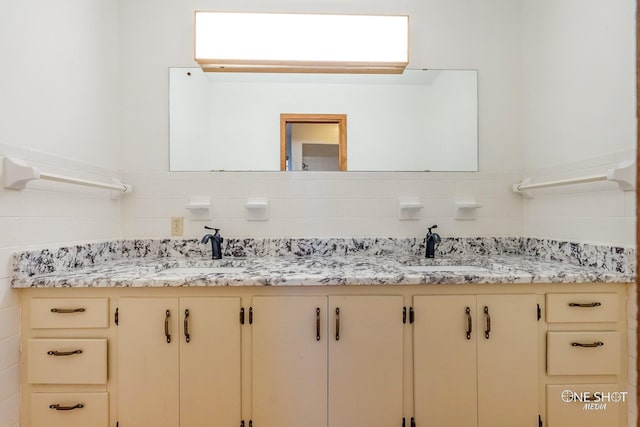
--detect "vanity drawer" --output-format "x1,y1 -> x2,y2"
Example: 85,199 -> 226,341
546,293 -> 618,323
28,339 -> 107,384
547,332 -> 620,375
546,384 -> 625,427
31,298 -> 109,328
31,392 -> 108,427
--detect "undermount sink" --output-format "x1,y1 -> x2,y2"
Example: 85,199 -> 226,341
402,265 -> 490,273
159,267 -> 246,275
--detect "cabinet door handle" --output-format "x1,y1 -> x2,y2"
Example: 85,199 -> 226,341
316,307 -> 321,341
49,403 -> 84,411
184,309 -> 190,343
47,349 -> 82,356
50,307 -> 85,313
483,306 -> 491,339
335,307 -> 340,341
465,307 -> 472,340
568,302 -> 602,308
165,309 -> 171,343
571,341 -> 604,348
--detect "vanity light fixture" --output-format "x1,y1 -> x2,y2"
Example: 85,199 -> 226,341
194,12 -> 409,74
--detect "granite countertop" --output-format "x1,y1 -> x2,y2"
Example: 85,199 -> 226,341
11,253 -> 635,288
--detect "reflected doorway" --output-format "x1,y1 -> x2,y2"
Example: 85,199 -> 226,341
280,114 -> 347,171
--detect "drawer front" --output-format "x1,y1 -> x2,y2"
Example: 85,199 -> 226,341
31,392 -> 108,427
547,385 -> 625,427
31,298 -> 109,328
546,293 -> 618,323
547,332 -> 620,375
28,339 -> 107,384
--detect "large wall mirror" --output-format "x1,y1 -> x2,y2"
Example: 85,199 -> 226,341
169,68 -> 478,172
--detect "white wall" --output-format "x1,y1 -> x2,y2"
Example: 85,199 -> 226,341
522,0 -> 637,247
0,1 -> 122,425
120,0 -> 525,239
521,2 -> 637,424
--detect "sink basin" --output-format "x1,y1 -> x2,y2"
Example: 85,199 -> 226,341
402,265 -> 490,273
160,267 -> 246,275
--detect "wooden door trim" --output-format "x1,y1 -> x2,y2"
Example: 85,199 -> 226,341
280,114 -> 347,171
636,0 -> 639,424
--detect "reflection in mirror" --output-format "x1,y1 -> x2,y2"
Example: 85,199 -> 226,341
169,68 -> 477,172
281,114 -> 347,171
288,124 -> 340,171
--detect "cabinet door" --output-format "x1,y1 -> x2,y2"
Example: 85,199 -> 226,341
477,294 -> 538,427
118,298 -> 179,427
252,296 -> 328,427
180,297 -> 241,427
413,295 -> 478,427
329,296 -> 404,427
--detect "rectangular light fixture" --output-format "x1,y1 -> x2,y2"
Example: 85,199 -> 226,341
194,12 -> 409,74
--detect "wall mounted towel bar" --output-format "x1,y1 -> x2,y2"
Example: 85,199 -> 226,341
513,160 -> 635,198
2,157 -> 132,197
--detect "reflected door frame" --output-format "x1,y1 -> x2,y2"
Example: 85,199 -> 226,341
280,114 -> 347,171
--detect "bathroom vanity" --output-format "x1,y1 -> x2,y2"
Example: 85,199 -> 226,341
12,239 -> 634,427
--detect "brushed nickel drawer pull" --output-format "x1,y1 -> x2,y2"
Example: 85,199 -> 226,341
571,341 -> 604,348
50,308 -> 86,313
465,307 -> 472,340
316,307 -> 321,341
165,309 -> 172,343
568,302 -> 602,308
47,350 -> 83,356
184,309 -> 190,343
483,306 -> 491,339
50,403 -> 84,411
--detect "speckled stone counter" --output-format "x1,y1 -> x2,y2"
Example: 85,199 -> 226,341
11,238 -> 635,288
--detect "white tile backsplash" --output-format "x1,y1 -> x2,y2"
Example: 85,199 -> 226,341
121,171 -> 526,239
0,308 -> 19,343
0,282 -> 19,312
0,366 -> 18,405
0,393 -> 19,427
0,337 -> 19,374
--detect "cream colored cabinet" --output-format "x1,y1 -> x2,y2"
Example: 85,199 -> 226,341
252,296 -> 328,427
251,295 -> 404,427
328,296 -> 404,427
413,294 -> 539,427
28,338 -> 107,384
31,392 -> 109,427
544,292 -> 626,426
118,297 -> 241,427
20,284 -> 628,427
546,384 -> 624,427
25,297 -> 111,427
413,295 -> 477,426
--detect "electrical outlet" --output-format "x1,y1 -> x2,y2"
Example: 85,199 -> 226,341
171,217 -> 184,236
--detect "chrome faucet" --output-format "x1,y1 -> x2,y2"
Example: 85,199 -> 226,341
201,226 -> 223,259
425,224 -> 441,258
